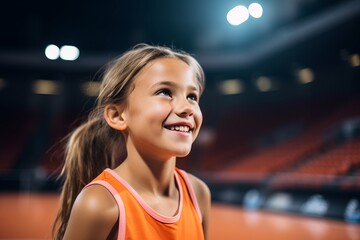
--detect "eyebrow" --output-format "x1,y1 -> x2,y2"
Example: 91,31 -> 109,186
153,81 -> 199,92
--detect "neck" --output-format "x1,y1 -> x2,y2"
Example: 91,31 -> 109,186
116,145 -> 177,197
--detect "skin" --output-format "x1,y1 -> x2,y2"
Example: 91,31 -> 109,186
63,58 -> 211,240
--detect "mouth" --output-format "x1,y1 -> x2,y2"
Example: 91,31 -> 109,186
164,125 -> 193,133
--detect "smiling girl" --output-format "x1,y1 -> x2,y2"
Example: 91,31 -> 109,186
53,44 -> 211,240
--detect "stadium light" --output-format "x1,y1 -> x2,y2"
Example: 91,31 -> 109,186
227,5 -> 249,26
60,45 -> 80,61
248,3 -> 263,18
45,44 -> 60,60
45,44 -> 80,61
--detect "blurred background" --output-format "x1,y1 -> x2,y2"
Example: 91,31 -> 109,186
1,0 -> 360,239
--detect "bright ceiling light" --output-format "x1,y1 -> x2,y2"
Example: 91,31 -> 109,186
45,44 -> 60,60
60,45 -> 80,61
248,3 -> 263,18
227,5 -> 249,26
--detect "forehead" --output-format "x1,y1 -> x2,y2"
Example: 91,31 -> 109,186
133,57 -> 199,89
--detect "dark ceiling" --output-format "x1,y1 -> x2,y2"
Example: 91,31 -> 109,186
0,0 -> 360,80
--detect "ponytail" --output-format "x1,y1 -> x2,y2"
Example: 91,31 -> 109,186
53,115 -> 125,239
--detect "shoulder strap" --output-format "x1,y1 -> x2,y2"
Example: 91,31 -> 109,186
85,180 -> 126,240
176,169 -> 203,222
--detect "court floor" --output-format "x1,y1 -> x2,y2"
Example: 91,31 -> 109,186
0,193 -> 359,239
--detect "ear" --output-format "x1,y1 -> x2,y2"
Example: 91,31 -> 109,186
104,104 -> 127,131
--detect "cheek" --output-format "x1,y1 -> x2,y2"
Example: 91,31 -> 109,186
147,102 -> 172,120
192,107 -> 203,142
194,106 -> 203,128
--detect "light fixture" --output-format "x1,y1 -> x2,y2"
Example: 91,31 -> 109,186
350,54 -> 360,67
256,76 -> 272,92
219,79 -> 244,95
81,81 -> 101,97
248,3 -> 263,18
298,68 -> 314,84
45,44 -> 80,61
60,45 -> 80,61
45,44 -> 60,60
33,80 -> 62,95
227,5 -> 249,26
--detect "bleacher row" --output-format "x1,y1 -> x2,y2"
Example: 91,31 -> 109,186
0,96 -> 359,193
0,110 -> 84,191
195,96 -> 360,223
199,96 -> 360,191
0,111 -> 41,174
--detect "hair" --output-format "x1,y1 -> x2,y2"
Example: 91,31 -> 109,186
53,43 -> 205,239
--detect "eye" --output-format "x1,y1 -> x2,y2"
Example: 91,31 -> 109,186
187,93 -> 198,102
157,89 -> 172,97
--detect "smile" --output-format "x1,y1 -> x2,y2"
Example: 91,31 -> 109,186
164,125 -> 192,133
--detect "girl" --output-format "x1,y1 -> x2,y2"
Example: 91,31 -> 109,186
53,44 -> 211,240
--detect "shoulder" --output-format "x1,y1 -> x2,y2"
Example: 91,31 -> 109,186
63,184 -> 119,239
73,184 -> 118,219
186,172 -> 211,203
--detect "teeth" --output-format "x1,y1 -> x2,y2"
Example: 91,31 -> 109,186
169,126 -> 190,132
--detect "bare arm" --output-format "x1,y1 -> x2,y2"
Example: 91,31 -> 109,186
63,185 -> 119,240
187,173 -> 211,240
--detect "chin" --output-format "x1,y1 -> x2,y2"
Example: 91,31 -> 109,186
174,148 -> 192,158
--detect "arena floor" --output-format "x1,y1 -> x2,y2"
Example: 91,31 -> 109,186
0,193 -> 359,240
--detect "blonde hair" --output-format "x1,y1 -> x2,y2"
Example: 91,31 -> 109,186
53,44 -> 205,239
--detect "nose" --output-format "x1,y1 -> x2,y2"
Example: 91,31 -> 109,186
174,96 -> 193,117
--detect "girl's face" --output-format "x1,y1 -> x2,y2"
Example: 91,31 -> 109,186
122,57 -> 203,160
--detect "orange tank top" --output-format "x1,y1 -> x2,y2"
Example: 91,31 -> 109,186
85,168 -> 204,240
